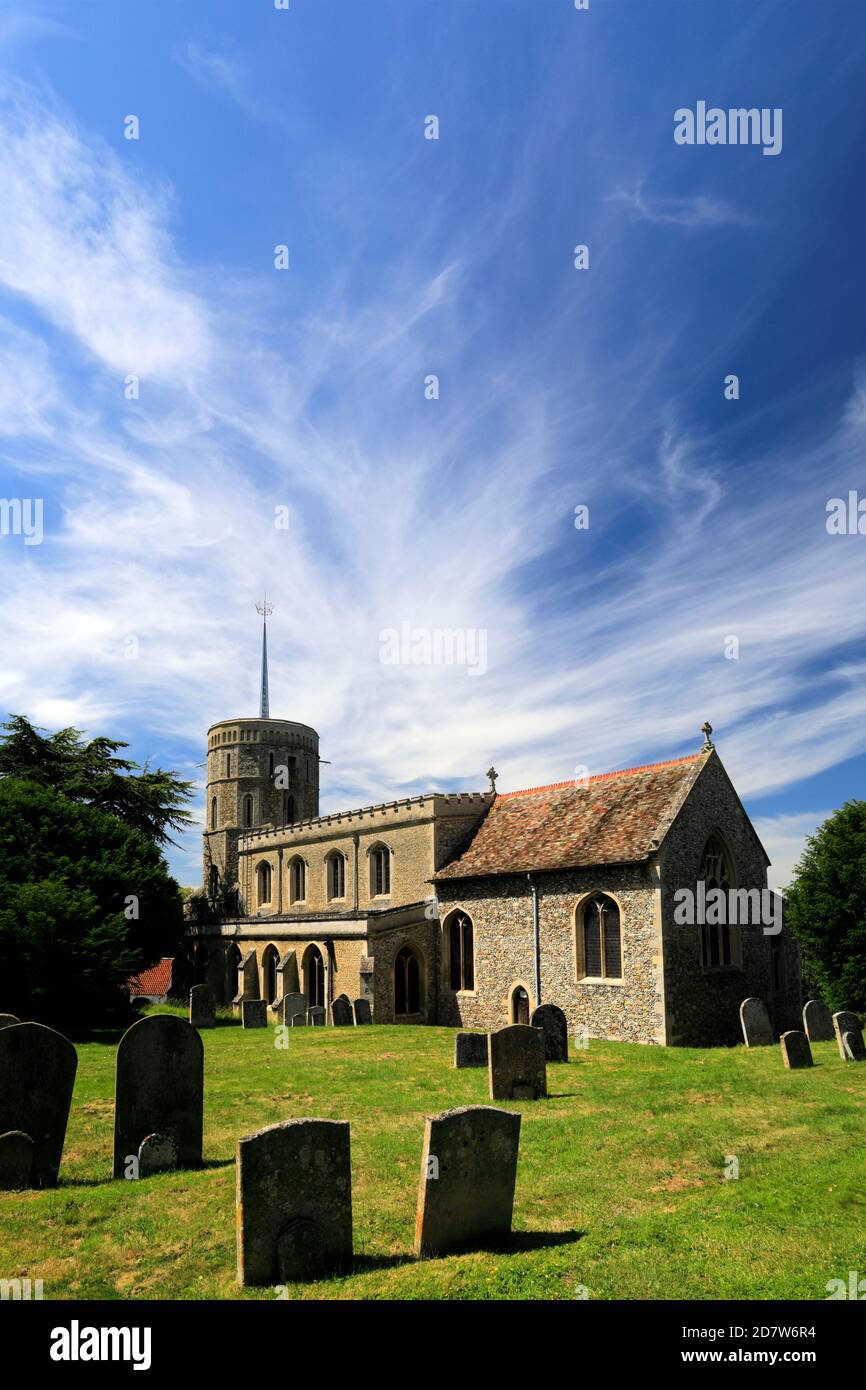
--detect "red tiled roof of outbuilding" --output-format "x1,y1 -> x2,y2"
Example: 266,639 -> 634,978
128,957 -> 173,997
433,752 -> 708,880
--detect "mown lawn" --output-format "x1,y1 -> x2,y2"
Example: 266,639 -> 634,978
2,1006 -> 865,1300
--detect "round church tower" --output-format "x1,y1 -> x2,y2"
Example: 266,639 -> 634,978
202,603 -> 319,900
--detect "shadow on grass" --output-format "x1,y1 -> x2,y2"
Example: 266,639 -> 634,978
59,1157 -> 234,1189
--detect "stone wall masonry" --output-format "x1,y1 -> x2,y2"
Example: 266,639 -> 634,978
658,753 -> 802,1047
435,863 -> 665,1044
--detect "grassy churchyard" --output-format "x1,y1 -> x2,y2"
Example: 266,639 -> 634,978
3,1005 -> 865,1301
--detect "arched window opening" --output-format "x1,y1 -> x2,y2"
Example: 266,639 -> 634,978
447,912 -> 474,991
210,797 -> 218,830
263,945 -> 279,1005
269,751 -> 275,777
226,752 -> 232,777
394,947 -> 422,1017
257,861 -> 273,907
227,943 -> 242,999
304,946 -> 325,1009
327,852 -> 346,901
208,864 -> 219,901
699,835 -> 735,969
371,845 -> 391,897
580,895 -> 622,980
290,857 -> 306,903
243,795 -> 253,828
511,985 -> 530,1024
285,794 -> 295,824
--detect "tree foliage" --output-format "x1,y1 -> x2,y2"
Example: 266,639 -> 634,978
0,714 -> 194,845
0,778 -> 185,1027
785,801 -> 866,1014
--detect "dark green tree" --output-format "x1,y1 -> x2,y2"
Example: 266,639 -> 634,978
0,714 -> 194,845
0,778 -> 185,1027
785,801 -> 866,1015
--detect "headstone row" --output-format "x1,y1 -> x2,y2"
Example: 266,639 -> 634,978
237,1104 -> 521,1284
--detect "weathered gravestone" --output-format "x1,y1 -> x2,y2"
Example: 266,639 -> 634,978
242,1000 -> 267,1029
189,984 -> 216,1029
352,999 -> 372,1025
236,1118 -> 353,1285
454,1033 -> 488,1068
0,1014 -> 19,1030
833,1011 -> 866,1062
138,1132 -> 179,1176
530,1004 -> 569,1062
113,1015 -> 203,1178
291,1012 -> 307,1027
780,1030 -> 813,1070
739,997 -> 773,1047
489,1024 -> 547,1101
802,998 -> 834,1043
414,1105 -> 521,1258
0,1022 -> 77,1188
331,995 -> 353,1027
307,1007 -> 326,1026
279,992 -> 306,1026
0,1131 -> 35,1189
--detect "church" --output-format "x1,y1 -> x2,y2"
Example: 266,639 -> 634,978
185,619 -> 802,1047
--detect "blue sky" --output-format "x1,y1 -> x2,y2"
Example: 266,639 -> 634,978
0,0 -> 865,888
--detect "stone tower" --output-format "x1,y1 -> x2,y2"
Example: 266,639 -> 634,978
202,603 -> 320,902
203,716 -> 320,899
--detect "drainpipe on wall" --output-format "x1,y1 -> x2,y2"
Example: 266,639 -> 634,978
527,872 -> 541,1007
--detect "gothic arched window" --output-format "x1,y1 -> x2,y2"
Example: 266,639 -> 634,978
511,984 -> 530,1024
446,911 -> 474,991
700,834 -> 735,969
289,857 -> 306,904
257,861 -> 273,907
243,795 -> 253,828
580,895 -> 622,980
327,851 -> 346,901
371,845 -> 391,897
210,797 -> 218,830
394,947 -> 422,1017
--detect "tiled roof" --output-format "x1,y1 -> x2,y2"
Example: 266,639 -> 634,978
433,753 -> 708,880
128,958 -> 173,997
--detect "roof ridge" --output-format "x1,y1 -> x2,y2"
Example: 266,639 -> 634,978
496,753 -> 704,800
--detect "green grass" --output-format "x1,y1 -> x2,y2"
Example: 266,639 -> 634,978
3,1005 -> 866,1300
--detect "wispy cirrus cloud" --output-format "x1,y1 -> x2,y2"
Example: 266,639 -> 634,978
607,180 -> 757,229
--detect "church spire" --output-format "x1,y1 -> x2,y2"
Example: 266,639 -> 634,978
255,597 -> 273,718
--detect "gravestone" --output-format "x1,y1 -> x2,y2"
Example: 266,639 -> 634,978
352,999 -> 372,1025
0,1014 -> 19,1030
236,1118 -> 353,1285
279,993 -> 306,1026
291,1012 -> 307,1027
802,998 -> 834,1043
189,984 -> 216,1029
454,1033 -> 488,1068
739,997 -> 773,1047
833,1011 -> 866,1061
307,1007 -> 326,1026
414,1106 -> 521,1258
138,1132 -> 179,1176
331,995 -> 353,1027
0,1022 -> 77,1188
0,1131 -> 34,1189
488,1024 -> 547,1101
113,1015 -> 203,1178
242,1000 -> 267,1029
530,1004 -> 569,1062
780,1030 -> 813,1070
